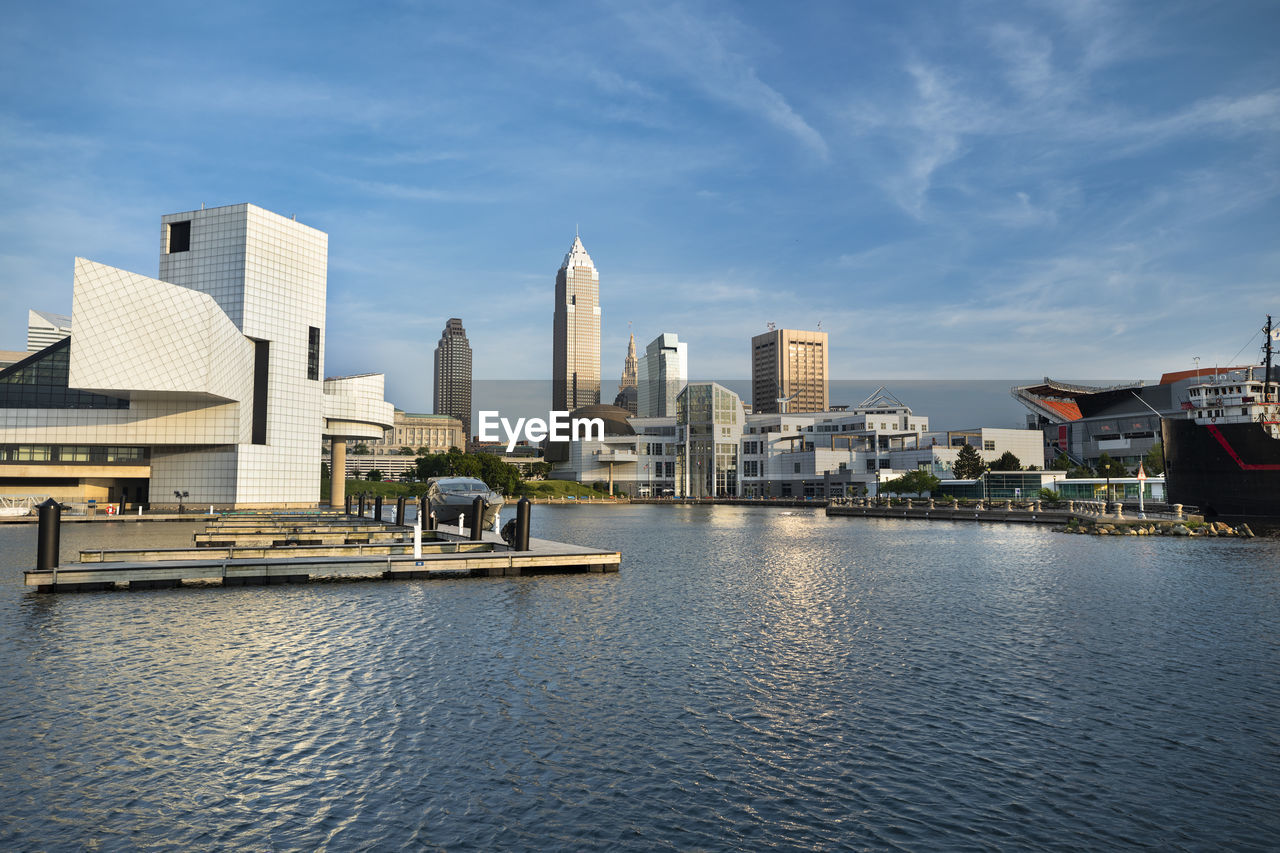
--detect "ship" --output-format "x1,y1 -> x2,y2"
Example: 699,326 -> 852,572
1161,315 -> 1280,519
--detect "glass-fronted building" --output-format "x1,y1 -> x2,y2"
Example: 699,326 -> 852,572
676,382 -> 743,498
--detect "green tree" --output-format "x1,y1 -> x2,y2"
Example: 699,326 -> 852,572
952,443 -> 986,479
989,450 -> 1022,471
880,469 -> 942,495
1095,452 -> 1128,479
351,443 -> 370,456
367,469 -> 383,481
414,449 -> 521,495
1142,441 -> 1165,476
1050,454 -> 1074,471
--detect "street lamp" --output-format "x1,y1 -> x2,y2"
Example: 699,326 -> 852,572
173,490 -> 188,514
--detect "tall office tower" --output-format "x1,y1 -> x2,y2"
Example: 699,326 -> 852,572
613,333 -> 639,415
637,332 -> 688,417
552,234 -> 601,412
27,309 -> 71,352
434,317 -> 473,438
751,327 -> 829,413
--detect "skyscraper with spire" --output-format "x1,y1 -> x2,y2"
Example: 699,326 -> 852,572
613,332 -> 638,415
552,233 -> 600,412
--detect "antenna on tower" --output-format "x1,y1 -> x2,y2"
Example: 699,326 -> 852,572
767,321 -> 776,332
817,320 -> 822,331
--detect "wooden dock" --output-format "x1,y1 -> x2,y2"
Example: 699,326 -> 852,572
24,512 -> 619,593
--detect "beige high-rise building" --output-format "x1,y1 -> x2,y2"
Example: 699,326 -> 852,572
552,234 -> 601,412
751,327 -> 829,414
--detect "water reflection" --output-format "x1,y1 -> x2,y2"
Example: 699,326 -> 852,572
0,507 -> 1278,850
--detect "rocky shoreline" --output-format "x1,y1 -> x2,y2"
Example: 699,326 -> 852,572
1062,518 -> 1255,538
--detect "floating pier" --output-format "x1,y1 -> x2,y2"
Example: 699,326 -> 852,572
24,507 -> 619,593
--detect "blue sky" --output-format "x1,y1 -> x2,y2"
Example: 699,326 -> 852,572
2,0 -> 1277,414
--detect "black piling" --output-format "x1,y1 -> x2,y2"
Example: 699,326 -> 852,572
426,511 -> 437,531
36,498 -> 62,570
395,496 -> 406,527
345,494 -> 352,515
358,493 -> 366,518
516,497 -> 531,551
374,495 -> 383,522
470,497 -> 485,541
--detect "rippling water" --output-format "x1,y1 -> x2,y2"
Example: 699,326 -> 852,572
1,507 -> 1278,851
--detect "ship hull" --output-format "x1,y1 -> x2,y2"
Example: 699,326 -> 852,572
1162,418 -> 1280,518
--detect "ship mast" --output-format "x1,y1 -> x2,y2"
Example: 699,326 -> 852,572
1266,314 -> 1274,407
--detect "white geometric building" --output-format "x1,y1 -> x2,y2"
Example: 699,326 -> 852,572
0,204 -> 392,509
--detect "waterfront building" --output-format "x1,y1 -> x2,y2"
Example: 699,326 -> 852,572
1012,374 -> 1217,471
433,318 -> 473,437
740,387 -> 924,498
613,333 -> 638,415
545,384 -> 1045,500
552,235 -> 601,412
544,404 -> 637,492
27,309 -> 71,352
677,382 -> 744,497
0,203 -> 392,508
751,327 -> 828,414
368,410 -> 466,453
637,332 -> 687,417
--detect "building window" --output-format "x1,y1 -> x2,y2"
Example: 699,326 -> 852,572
984,440 -> 995,450
252,340 -> 269,445
167,220 -> 191,253
307,326 -> 320,381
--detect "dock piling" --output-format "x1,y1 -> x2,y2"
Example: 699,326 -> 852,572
375,495 -> 383,522
395,496 -> 405,527
516,497 -> 531,551
37,498 -> 62,571
469,497 -> 485,541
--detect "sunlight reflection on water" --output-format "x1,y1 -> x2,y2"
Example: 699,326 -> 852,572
1,507 -> 1278,850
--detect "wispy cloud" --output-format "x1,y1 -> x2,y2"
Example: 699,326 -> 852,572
614,1 -> 829,159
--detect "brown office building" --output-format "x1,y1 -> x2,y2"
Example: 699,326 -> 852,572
751,328 -> 829,413
552,235 -> 601,412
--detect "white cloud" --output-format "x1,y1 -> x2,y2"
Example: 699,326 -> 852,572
614,1 -> 829,159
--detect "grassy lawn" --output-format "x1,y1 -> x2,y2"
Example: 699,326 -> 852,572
517,480 -> 612,498
323,480 -> 425,501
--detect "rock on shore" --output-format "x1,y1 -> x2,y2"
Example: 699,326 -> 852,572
1061,519 -> 1254,538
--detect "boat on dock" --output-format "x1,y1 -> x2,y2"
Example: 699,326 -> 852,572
425,477 -> 505,529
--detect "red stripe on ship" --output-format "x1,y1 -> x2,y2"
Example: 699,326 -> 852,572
1206,424 -> 1280,471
